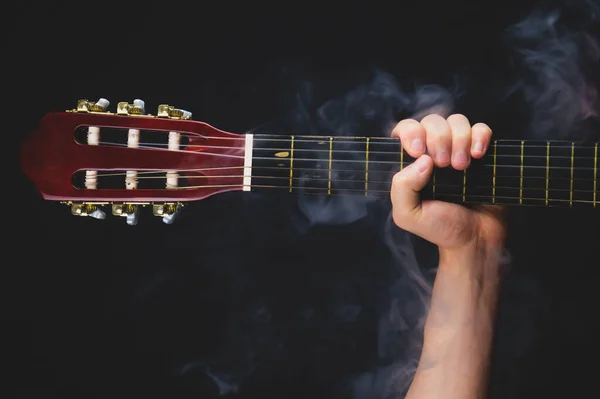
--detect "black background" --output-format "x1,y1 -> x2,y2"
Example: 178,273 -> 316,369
7,1 -> 600,398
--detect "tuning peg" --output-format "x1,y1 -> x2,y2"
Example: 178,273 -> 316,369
133,99 -> 145,113
70,203 -> 106,220
76,98 -> 110,113
112,203 -> 140,226
117,99 -> 146,115
157,104 -> 192,119
152,203 -> 183,224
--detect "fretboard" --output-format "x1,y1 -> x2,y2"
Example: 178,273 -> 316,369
247,134 -> 599,208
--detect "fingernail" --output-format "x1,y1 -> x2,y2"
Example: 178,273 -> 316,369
413,156 -> 429,173
454,151 -> 469,165
473,141 -> 484,153
411,139 -> 424,152
436,151 -> 450,164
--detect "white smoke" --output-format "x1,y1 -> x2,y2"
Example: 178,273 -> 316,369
290,70 -> 457,227
503,2 -> 600,140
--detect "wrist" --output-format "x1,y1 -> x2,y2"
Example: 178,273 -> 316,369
426,240 -> 506,334
438,239 -> 508,282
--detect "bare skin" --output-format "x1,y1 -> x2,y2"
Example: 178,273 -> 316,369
390,114 -> 506,399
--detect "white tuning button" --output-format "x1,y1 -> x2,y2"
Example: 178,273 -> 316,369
176,109 -> 192,119
152,203 -> 182,224
89,209 -> 106,219
126,211 -> 139,226
95,98 -> 110,110
162,212 -> 178,224
133,99 -> 145,114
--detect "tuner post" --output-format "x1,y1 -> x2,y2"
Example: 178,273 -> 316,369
72,98 -> 110,189
120,99 -> 147,190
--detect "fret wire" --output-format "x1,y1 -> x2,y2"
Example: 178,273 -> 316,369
570,142 -> 575,206
400,147 -> 404,171
595,142 -> 598,208
493,141 -> 497,204
519,141 -> 524,205
365,138 -> 370,196
289,135 -> 295,193
432,169 -> 436,199
462,170 -> 467,203
328,137 -> 333,195
545,141 -> 550,206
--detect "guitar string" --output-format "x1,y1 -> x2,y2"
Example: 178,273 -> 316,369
72,181 -> 598,204
87,173 -> 596,194
93,141 -> 600,171
96,140 -> 600,161
150,132 -> 599,150
104,182 -> 594,205
94,165 -> 593,182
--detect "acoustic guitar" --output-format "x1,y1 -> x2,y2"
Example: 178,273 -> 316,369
20,98 -> 599,225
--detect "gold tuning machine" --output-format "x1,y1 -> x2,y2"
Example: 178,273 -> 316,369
117,99 -> 146,116
152,202 -> 183,224
70,202 -> 106,220
75,98 -> 110,113
157,104 -> 192,120
112,203 -> 140,226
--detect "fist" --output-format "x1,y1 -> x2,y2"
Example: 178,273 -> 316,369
390,114 -> 505,251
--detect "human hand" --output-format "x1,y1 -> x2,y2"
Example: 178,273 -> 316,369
390,114 -> 506,257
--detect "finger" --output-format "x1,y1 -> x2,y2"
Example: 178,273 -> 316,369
390,155 -> 434,234
470,122 -> 493,158
447,114 -> 472,170
391,119 -> 427,158
420,114 -> 451,167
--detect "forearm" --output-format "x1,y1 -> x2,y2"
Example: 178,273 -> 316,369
405,245 -> 504,399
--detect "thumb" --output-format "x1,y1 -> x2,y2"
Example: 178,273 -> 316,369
390,155 -> 433,233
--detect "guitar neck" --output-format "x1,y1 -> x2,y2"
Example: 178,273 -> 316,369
247,134 -> 600,208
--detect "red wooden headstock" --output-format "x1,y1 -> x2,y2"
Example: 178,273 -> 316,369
20,99 -> 247,225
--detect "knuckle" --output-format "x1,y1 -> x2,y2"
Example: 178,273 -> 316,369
447,113 -> 470,126
472,122 -> 492,137
452,129 -> 471,141
391,171 -> 410,189
392,118 -> 420,138
423,118 -> 451,141
421,113 -> 445,124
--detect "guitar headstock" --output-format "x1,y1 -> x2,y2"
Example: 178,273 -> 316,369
21,98 -> 247,225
